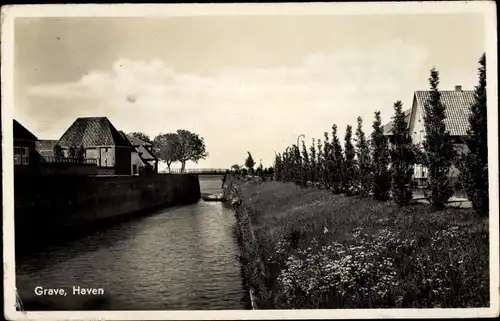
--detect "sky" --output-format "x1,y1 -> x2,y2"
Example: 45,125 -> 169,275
14,13 -> 485,170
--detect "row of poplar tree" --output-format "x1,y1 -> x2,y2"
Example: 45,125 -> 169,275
273,54 -> 488,216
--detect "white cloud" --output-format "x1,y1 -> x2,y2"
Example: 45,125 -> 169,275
24,38 -> 429,168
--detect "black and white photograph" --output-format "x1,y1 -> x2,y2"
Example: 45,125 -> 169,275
2,2 -> 499,320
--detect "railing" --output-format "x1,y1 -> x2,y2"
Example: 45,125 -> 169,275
412,176 -> 467,198
41,156 -> 98,165
167,168 -> 228,174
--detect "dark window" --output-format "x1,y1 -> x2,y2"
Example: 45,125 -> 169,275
14,147 -> 21,165
14,146 -> 29,165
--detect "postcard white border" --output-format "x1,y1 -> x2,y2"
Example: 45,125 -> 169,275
2,2 -> 499,320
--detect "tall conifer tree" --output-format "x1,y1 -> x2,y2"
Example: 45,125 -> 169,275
422,68 -> 454,210
390,101 -> 416,206
301,140 -> 311,186
371,111 -> 391,201
317,139 -> 324,187
309,139 -> 317,184
458,53 -> 488,215
331,124 -> 345,194
343,125 -> 356,194
355,117 -> 372,196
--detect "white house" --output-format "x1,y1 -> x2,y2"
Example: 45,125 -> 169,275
56,117 -> 133,175
119,131 -> 158,175
383,85 -> 474,179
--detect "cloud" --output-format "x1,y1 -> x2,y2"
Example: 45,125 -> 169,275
24,38 -> 429,168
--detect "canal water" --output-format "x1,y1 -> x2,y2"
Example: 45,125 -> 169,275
15,175 -> 247,310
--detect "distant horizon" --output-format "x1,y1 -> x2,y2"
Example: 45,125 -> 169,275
13,13 -> 486,169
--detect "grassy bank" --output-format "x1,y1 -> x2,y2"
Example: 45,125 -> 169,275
231,179 -> 489,309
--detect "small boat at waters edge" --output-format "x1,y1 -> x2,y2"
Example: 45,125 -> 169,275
201,193 -> 225,202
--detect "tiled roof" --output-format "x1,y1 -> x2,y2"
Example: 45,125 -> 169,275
383,109 -> 412,135
136,144 -> 157,161
57,117 -> 132,148
117,130 -> 131,145
415,90 -> 475,137
119,131 -> 157,161
138,153 -> 154,168
35,140 -> 58,157
125,133 -> 152,147
14,120 -> 38,141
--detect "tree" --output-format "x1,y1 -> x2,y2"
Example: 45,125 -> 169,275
322,132 -> 331,187
53,144 -> 65,158
343,125 -> 356,194
153,133 -> 181,173
316,139 -> 324,187
256,160 -> 264,178
245,152 -> 256,174
309,139 -> 317,184
370,111 -> 391,201
267,166 -> 275,180
390,101 -> 416,206
231,164 -> 241,175
422,68 -> 455,210
301,140 -> 311,186
129,132 -> 153,145
355,117 -> 372,196
283,148 -> 292,182
175,129 -> 209,173
458,53 -> 488,216
291,144 -> 303,186
274,154 -> 283,181
330,124 -> 344,194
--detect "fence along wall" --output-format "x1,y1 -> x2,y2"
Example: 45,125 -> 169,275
14,173 -> 201,253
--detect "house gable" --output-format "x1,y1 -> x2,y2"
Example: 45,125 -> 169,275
120,131 -> 158,162
136,145 -> 157,161
382,108 -> 412,136
414,89 -> 474,137
14,120 -> 38,142
57,117 -> 132,148
125,133 -> 153,148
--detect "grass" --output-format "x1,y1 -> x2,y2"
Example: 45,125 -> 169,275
235,180 -> 489,309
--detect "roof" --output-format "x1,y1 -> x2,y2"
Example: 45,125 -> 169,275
383,109 -> 412,136
138,152 -> 154,168
14,120 -> 38,141
414,90 -> 475,137
123,132 -> 152,147
136,144 -> 157,161
35,140 -> 58,157
57,117 -> 132,148
119,130 -> 157,161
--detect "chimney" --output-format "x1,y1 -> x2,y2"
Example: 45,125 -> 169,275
455,85 -> 462,92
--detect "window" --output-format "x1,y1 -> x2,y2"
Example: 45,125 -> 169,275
22,147 -> 29,164
14,146 -> 29,165
14,147 -> 21,165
